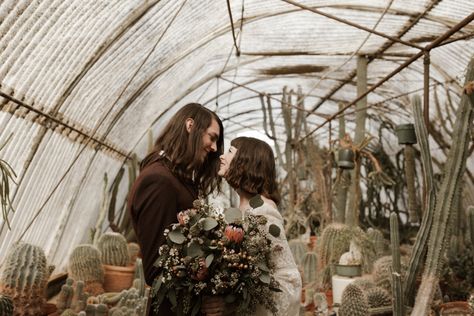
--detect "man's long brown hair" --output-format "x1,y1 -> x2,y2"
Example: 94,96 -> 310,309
225,137 -> 281,204
141,103 -> 224,195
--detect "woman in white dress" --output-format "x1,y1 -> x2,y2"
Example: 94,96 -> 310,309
202,136 -> 301,316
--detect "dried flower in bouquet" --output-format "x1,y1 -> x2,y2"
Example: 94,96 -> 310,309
151,195 -> 282,316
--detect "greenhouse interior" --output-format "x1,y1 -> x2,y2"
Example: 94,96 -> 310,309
0,0 -> 473,315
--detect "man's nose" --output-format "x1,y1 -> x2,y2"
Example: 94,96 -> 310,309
210,142 -> 217,152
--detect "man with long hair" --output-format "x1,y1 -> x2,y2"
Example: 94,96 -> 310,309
128,103 -> 224,315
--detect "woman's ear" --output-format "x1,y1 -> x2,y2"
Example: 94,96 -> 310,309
185,118 -> 194,133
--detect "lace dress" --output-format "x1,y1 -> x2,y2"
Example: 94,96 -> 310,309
248,202 -> 302,316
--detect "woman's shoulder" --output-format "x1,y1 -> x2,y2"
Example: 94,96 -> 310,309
251,199 -> 283,222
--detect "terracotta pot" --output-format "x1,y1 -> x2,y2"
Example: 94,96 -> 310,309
308,236 -> 317,251
42,303 -> 57,315
103,264 -> 135,292
439,301 -> 471,315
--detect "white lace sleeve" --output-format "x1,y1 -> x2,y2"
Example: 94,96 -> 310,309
250,204 -> 302,316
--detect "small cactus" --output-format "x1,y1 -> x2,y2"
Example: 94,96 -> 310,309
97,232 -> 130,266
56,278 -> 74,313
372,255 -> 408,294
366,286 -> 391,308
339,284 -> 369,316
127,242 -> 141,265
352,277 -> 376,291
0,242 -> 50,316
68,244 -> 105,296
367,228 -> 386,258
302,251 -> 318,284
288,239 -> 308,266
0,294 -> 14,316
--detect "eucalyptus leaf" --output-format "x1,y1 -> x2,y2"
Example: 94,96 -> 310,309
191,298 -> 202,316
259,272 -> 271,284
169,229 -> 186,244
224,207 -> 242,223
200,217 -> 218,231
152,273 -> 163,293
205,254 -> 214,267
168,288 -> 177,307
186,241 -> 204,257
249,195 -> 264,208
269,224 -> 281,238
257,262 -> 270,272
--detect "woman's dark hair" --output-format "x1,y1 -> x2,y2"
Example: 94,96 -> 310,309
141,103 -> 224,195
225,136 -> 281,204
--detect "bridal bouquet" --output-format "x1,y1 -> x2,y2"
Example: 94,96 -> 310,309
151,196 -> 282,316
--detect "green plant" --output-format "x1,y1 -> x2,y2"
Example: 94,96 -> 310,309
302,251 -> 318,284
68,244 -> 104,295
339,284 -> 369,316
372,256 -> 408,294
288,239 -> 308,266
440,244 -> 474,301
97,232 -> 130,266
0,134 -> 16,230
366,286 -> 391,308
0,242 -> 50,316
0,294 -> 14,316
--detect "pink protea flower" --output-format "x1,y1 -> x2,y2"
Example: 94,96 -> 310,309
225,225 -> 244,244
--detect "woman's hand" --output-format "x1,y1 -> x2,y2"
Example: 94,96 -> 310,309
201,295 -> 226,316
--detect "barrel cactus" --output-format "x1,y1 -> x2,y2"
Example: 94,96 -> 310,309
366,286 -> 391,308
0,242 -> 50,316
97,232 -> 130,266
352,277 -> 376,291
0,294 -> 14,316
367,227 -> 386,258
372,255 -> 408,293
339,284 -> 369,316
68,244 -> 104,295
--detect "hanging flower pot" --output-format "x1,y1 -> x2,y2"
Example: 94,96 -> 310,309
337,148 -> 354,169
396,123 -> 417,145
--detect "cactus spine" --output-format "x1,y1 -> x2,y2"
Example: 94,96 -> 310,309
339,284 -> 369,316
412,57 -> 474,316
0,242 -> 49,316
0,294 -> 14,316
302,251 -> 317,284
68,244 -> 104,295
288,239 -> 307,266
390,212 -> 405,316
97,232 -> 130,266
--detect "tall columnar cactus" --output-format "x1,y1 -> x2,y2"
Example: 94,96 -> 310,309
68,244 -> 104,295
302,251 -> 318,284
469,206 -> 474,246
0,242 -> 50,316
339,284 -> 369,316
404,144 -> 419,223
97,232 -> 130,266
288,239 -> 308,266
403,94 -> 436,306
366,286 -> 391,308
0,294 -> 14,316
412,57 -> 474,316
390,212 -> 405,316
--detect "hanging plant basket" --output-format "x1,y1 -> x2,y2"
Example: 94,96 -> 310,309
396,124 -> 417,145
337,149 -> 355,169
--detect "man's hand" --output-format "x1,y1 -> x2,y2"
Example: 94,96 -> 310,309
464,81 -> 474,95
